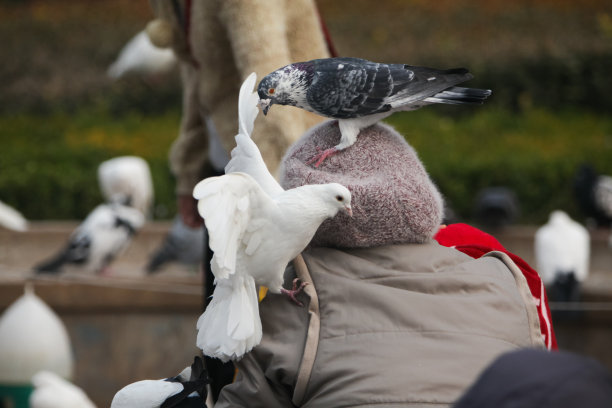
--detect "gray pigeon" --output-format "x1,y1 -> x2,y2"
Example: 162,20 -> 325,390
258,57 -> 491,166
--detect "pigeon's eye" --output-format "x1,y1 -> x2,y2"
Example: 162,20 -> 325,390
268,88 -> 275,95
335,195 -> 344,202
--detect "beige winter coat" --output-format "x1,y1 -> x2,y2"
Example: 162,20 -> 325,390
149,0 -> 330,194
216,242 -> 545,407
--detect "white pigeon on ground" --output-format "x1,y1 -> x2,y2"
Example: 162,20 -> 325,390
258,57 -> 491,166
535,210 -> 590,302
111,356 -> 209,408
193,73 -> 353,362
98,156 -> 154,217
0,199 -> 28,231
30,370 -> 97,408
34,203 -> 145,274
107,30 -> 177,80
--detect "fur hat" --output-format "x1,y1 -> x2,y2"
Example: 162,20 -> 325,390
280,120 -> 444,248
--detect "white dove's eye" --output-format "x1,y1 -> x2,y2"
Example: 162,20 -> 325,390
335,195 -> 344,202
268,88 -> 275,95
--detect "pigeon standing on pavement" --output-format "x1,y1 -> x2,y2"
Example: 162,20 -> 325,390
258,57 -> 491,166
34,203 -> 145,274
193,74 -> 352,362
111,356 -> 209,408
534,210 -> 590,303
30,370 -> 97,408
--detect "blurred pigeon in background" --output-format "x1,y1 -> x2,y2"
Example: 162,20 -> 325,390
473,187 -> 520,230
193,74 -> 353,362
98,156 -> 154,217
107,30 -> 177,80
574,164 -> 612,228
34,204 -> 145,274
30,370 -> 97,408
258,57 -> 491,166
146,215 -> 204,273
111,356 -> 209,408
0,199 -> 28,232
535,210 -> 590,303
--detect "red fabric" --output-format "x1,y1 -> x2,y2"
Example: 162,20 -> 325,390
434,223 -> 558,350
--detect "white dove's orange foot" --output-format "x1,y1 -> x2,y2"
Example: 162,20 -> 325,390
306,147 -> 339,167
280,278 -> 309,306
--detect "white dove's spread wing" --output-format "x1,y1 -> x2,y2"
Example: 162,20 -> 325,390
238,72 -> 259,136
193,172 -> 277,280
225,73 -> 284,196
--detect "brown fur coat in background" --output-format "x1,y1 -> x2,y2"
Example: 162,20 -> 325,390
149,0 -> 331,194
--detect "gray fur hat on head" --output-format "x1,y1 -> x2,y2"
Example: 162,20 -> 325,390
280,120 -> 444,249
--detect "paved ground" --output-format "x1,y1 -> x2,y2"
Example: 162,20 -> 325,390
0,222 -> 611,407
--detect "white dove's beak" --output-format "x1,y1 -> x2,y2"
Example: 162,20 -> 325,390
345,205 -> 353,217
259,98 -> 272,115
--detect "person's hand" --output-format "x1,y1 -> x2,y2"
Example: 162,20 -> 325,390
178,194 -> 204,228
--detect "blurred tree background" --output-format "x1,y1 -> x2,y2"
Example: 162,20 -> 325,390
1,0 -> 611,223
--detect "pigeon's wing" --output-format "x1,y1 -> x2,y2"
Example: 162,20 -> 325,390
193,172 -> 278,280
534,225 -> 558,285
307,57 -> 397,118
238,72 -> 259,136
225,73 -> 284,196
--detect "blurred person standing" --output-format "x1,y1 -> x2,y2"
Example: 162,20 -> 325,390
147,0 -> 333,228
146,0 -> 334,401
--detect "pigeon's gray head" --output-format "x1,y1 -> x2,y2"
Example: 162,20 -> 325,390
258,64 -> 312,115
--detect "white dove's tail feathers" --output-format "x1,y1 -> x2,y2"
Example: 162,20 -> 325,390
425,86 -> 492,105
197,276 -> 262,362
238,72 -> 259,136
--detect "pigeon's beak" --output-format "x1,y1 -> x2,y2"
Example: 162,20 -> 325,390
259,98 -> 272,116
345,205 -> 353,217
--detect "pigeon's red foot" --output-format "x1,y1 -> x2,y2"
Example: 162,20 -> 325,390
280,278 -> 309,307
306,147 -> 339,167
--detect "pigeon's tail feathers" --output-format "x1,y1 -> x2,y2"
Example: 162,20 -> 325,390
196,276 -> 262,362
34,251 -> 70,274
238,72 -> 259,136
425,86 -> 492,105
189,356 -> 206,383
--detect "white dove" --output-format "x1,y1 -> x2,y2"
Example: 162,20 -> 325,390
193,73 -> 352,362
535,210 -> 590,302
30,371 -> 97,408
